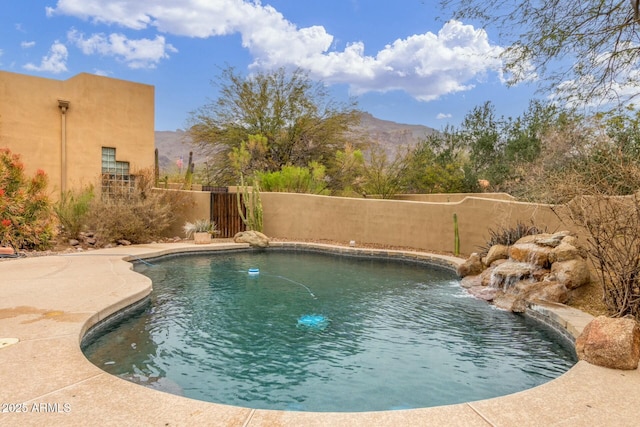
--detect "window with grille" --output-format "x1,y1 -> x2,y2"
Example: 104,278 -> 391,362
101,147 -> 134,197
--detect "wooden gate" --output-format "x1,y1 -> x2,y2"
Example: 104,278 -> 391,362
210,191 -> 246,238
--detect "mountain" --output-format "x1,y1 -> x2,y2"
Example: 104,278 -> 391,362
154,113 -> 437,171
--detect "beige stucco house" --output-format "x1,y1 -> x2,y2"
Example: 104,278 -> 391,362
0,70 -> 154,199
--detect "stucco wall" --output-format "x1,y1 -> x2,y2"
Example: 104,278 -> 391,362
0,71 -> 154,198
162,189 -> 574,256
393,193 -> 516,203
260,193 -> 569,256
158,189 -> 211,238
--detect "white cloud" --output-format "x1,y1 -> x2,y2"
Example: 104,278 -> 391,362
23,41 -> 68,73
67,29 -> 177,69
21,41 -> 36,48
48,1 -> 513,101
93,69 -> 111,76
436,113 -> 452,120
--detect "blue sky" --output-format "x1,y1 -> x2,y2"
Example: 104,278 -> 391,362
0,1 -> 542,131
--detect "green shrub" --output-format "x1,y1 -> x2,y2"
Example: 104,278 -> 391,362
257,163 -> 327,194
54,186 -> 95,238
0,148 -> 56,250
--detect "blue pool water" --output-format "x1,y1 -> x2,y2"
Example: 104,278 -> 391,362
82,250 -> 577,412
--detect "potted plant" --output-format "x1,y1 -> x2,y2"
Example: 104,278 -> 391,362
183,219 -> 218,244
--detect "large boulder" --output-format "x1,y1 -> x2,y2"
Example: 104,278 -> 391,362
575,316 -> 640,370
551,259 -> 590,289
233,230 -> 270,248
514,281 -> 570,304
456,253 -> 483,278
549,241 -> 581,263
493,293 -> 527,312
483,244 -> 509,266
509,242 -> 552,267
490,261 -> 536,289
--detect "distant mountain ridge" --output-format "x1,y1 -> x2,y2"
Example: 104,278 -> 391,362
155,113 -> 437,171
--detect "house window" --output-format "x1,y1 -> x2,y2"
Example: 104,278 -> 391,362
101,147 -> 134,197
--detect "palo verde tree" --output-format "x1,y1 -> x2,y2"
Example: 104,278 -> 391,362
187,66 -> 360,185
440,0 -> 640,106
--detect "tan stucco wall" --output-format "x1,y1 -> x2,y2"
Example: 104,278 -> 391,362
160,189 -> 211,238
393,193 -> 516,203
260,193 -> 569,256
0,71 -> 154,198
163,189 -> 574,256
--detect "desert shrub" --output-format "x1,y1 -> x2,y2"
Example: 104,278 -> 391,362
54,186 -> 95,238
0,148 -> 56,250
561,194 -> 640,319
257,163 -> 327,194
478,221 -> 546,256
87,168 -> 190,244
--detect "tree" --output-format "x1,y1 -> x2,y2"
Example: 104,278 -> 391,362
361,145 -> 411,198
187,66 -> 360,184
441,0 -> 640,106
404,129 -> 475,193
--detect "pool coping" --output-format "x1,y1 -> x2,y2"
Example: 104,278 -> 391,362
1,241 -> 639,426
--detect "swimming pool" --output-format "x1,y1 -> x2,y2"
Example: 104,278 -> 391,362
82,249 -> 576,412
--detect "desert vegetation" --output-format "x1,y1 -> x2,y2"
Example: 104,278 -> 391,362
0,148 -> 55,250
55,168 -> 191,246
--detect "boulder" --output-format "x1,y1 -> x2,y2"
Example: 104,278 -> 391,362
493,293 -> 527,312
490,261 -> 536,289
549,241 -> 581,263
479,266 -> 496,287
460,275 -> 482,289
575,316 -> 640,370
509,242 -> 551,267
515,281 -> 570,305
233,230 -> 270,248
0,246 -> 14,255
468,285 -> 498,301
483,244 -> 509,266
456,253 -> 484,278
551,259 -> 590,289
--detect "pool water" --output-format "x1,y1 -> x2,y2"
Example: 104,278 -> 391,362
82,250 -> 577,412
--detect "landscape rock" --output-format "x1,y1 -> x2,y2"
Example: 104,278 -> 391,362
468,286 -> 498,301
456,253 -> 484,278
549,242 -> 581,263
460,275 -> 482,289
483,244 -> 509,266
68,239 -> 80,246
117,239 -> 132,246
551,259 -> 590,289
459,231 -> 591,313
233,230 -> 270,248
493,293 -> 527,312
490,261 -> 536,289
479,266 -> 496,287
576,316 -> 640,370
514,281 -> 570,304
509,242 -> 551,267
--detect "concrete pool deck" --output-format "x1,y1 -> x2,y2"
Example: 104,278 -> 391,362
1,241 -> 639,426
